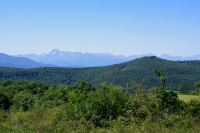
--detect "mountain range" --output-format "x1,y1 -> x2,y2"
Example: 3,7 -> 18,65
0,49 -> 199,68
16,49 -> 200,68
17,49 -> 131,67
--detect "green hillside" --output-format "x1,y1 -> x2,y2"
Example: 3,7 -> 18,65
0,56 -> 200,89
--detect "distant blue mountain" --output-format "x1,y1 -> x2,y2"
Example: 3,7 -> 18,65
0,53 -> 55,68
17,49 -> 131,67
17,49 -> 200,67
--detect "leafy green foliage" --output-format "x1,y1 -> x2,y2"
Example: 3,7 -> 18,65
178,84 -> 189,91
0,92 -> 11,110
157,89 -> 181,113
0,78 -> 200,132
186,99 -> 200,117
194,81 -> 200,101
194,81 -> 200,89
12,91 -> 34,111
154,69 -> 166,89
85,83 -> 128,126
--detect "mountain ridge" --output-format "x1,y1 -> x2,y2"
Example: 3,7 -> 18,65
17,49 -> 200,67
0,56 -> 200,90
0,53 -> 56,68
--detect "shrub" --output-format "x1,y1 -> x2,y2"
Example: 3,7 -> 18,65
0,92 -> 11,110
86,83 -> 128,127
12,91 -> 34,111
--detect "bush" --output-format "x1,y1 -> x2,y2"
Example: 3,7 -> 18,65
186,99 -> 200,117
12,91 -> 34,111
0,80 -> 200,132
85,83 -> 128,127
0,92 -> 11,110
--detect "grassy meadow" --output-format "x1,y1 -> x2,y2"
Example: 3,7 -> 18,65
178,94 -> 199,102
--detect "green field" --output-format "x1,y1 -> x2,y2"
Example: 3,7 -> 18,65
178,94 -> 199,102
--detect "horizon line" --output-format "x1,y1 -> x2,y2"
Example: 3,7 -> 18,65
0,49 -> 199,58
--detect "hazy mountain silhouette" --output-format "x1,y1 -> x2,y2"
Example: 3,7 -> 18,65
0,53 -> 55,68
17,49 -> 200,67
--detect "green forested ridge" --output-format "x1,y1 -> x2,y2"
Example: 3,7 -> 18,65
179,60 -> 200,65
0,57 -> 200,89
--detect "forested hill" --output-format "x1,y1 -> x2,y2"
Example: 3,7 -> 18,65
0,53 -> 55,68
178,60 -> 200,65
0,56 -> 200,89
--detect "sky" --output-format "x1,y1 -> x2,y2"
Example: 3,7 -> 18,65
0,0 -> 200,57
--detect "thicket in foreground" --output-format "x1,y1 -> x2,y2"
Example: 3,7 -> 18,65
0,80 -> 200,132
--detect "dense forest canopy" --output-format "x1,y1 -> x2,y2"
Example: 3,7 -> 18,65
0,57 -> 200,90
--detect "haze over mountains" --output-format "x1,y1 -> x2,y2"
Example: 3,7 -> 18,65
0,53 -> 55,68
17,49 -> 200,68
17,49 -> 130,67
0,49 -> 199,68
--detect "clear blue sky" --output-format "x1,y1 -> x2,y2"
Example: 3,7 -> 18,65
0,0 -> 199,56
